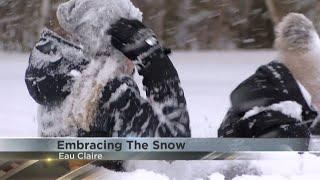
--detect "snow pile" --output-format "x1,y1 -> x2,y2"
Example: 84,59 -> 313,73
57,0 -> 142,55
241,101 -> 303,121
233,175 -> 289,180
234,174 -> 319,180
208,173 -> 225,180
125,160 -> 225,180
93,153 -> 320,179
124,160 -> 260,180
87,168 -> 169,180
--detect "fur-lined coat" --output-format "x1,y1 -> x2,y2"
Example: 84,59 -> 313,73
25,29 -> 191,138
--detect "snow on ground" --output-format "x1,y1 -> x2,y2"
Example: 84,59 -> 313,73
0,52 -> 37,137
2,50 -> 320,179
0,50 -> 273,137
171,50 -> 272,137
85,168 -> 170,180
123,153 -> 320,180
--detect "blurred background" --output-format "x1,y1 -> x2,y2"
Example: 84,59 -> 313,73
1,0 -> 320,52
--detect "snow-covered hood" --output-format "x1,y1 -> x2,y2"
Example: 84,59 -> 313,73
57,0 -> 143,55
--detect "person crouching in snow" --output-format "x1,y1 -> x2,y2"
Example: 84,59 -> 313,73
218,13 -> 320,138
25,0 -> 190,138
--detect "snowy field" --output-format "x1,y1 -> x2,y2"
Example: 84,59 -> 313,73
0,50 -> 274,137
1,51 -> 320,179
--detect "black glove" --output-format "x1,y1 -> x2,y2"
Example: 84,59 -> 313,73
108,18 -> 161,62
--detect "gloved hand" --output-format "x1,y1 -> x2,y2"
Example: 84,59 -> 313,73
108,18 -> 160,62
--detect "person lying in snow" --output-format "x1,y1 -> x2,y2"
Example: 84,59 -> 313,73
25,0 -> 190,138
219,13 -> 320,138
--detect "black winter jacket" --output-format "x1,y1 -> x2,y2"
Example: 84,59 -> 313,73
25,29 -> 191,138
218,61 -> 318,138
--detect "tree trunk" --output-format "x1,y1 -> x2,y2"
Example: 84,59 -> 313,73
39,0 -> 51,33
265,0 -> 280,24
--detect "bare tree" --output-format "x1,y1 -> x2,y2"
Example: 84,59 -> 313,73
265,0 -> 317,25
39,0 -> 51,33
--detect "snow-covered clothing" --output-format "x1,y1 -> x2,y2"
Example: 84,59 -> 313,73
218,61 -> 318,138
56,0 -> 143,56
25,30 -> 190,138
25,0 -> 190,138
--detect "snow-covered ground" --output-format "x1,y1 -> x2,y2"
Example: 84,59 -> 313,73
1,50 -> 320,179
172,51 -> 272,137
0,50 -> 273,137
0,52 -> 38,137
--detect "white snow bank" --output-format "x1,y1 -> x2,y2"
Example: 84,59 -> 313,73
234,174 -> 319,180
253,153 -> 320,175
208,173 -> 225,180
0,52 -> 37,137
124,160 -> 260,180
87,168 -> 169,180
123,153 -> 320,180
92,153 -> 320,179
234,175 -> 286,180
242,101 -> 303,121
125,160 -> 224,180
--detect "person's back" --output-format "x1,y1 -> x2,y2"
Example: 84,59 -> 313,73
219,13 -> 320,138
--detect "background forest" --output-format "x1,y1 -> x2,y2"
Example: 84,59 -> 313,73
1,0 -> 320,52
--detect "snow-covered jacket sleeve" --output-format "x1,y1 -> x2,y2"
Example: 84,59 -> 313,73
218,61 -> 318,138
25,30 -> 89,106
79,49 -> 191,138
139,49 -> 191,137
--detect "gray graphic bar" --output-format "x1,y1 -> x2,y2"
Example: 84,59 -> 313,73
0,138 -> 312,152
0,138 -> 316,160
